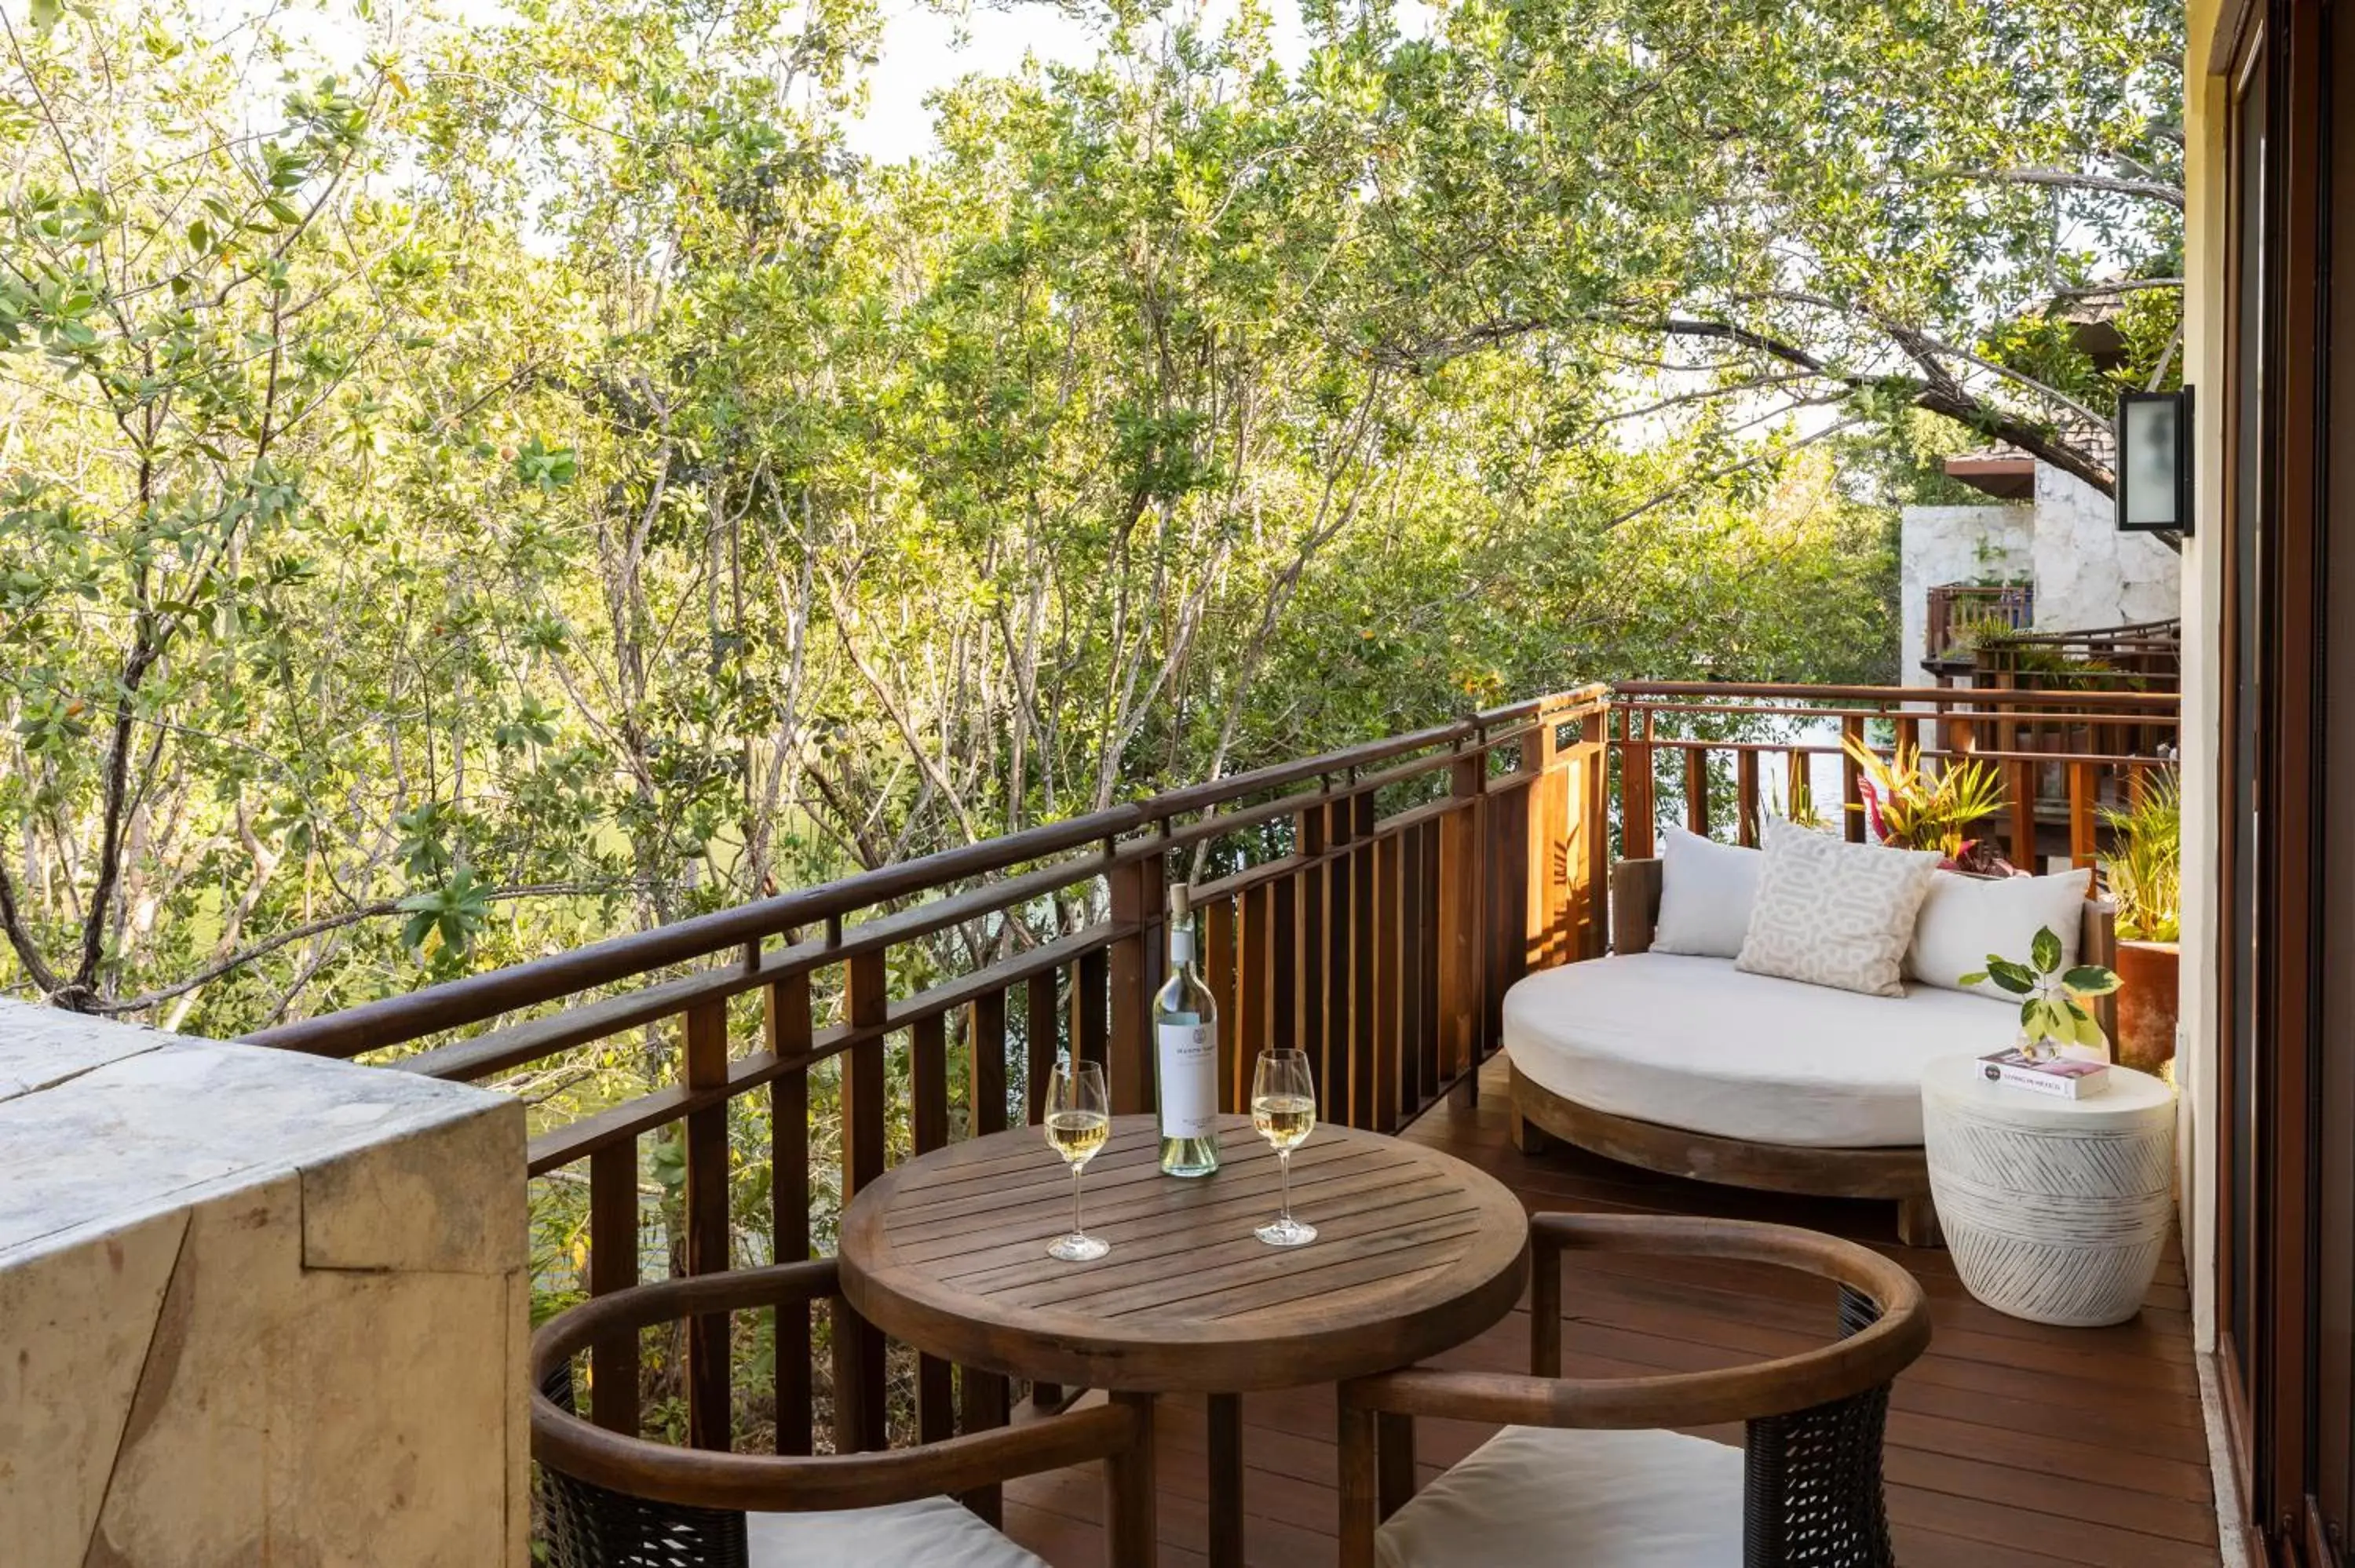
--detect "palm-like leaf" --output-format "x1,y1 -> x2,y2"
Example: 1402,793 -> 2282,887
1840,732 -> 2005,858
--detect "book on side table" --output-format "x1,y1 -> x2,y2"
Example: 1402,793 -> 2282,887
1977,1047 -> 2111,1100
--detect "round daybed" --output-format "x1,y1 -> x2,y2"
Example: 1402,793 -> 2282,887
1502,858 -> 2116,1248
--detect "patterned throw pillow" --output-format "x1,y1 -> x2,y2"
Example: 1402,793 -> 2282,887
1735,819 -> 1943,997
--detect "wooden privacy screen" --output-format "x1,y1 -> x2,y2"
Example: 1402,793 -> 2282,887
243,686 -> 1611,1465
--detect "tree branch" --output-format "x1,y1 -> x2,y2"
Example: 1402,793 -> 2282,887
1896,166 -> 2185,210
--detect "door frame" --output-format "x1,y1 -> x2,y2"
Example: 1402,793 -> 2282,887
2213,2 -> 2343,1562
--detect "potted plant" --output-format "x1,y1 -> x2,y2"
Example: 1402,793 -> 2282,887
2101,771 -> 2181,1075
1841,732 -> 2015,874
1960,926 -> 2122,1062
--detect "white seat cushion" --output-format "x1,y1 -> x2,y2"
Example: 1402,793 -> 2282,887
1504,953 -> 2006,1147
1378,1425 -> 1743,1567
747,1496 -> 1049,1567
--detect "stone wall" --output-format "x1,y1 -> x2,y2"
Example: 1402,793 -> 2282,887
1899,468 -> 2183,681
0,1002 -> 529,1567
2028,465 -> 2184,632
1898,501 -> 2035,678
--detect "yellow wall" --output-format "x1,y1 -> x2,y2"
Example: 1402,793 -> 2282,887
2177,0 -> 2230,1353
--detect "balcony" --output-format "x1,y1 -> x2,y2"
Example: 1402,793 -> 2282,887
13,680 -> 2209,1566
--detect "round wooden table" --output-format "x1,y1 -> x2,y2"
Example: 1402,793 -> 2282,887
839,1113 -> 1529,1566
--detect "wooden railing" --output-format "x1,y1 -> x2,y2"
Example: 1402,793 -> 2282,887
1924,582 -> 2034,664
236,678 -> 2176,1469
242,685 -> 1613,1464
1613,682 -> 2180,870
1973,618 -> 2182,694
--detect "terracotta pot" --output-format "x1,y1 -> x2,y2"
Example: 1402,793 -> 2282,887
2112,939 -> 2180,1074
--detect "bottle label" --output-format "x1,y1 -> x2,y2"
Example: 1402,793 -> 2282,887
1156,1017 -> 1218,1139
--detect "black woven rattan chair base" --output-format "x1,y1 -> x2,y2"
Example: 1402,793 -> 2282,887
540,1465 -> 753,1568
1739,1285 -> 1897,1568
538,1362 -> 753,1568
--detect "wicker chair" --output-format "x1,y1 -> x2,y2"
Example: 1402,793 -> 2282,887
1336,1214 -> 1931,1568
532,1259 -> 1145,1568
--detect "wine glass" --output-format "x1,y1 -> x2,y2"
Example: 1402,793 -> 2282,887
1251,1048 -> 1318,1246
1042,1059 -> 1112,1261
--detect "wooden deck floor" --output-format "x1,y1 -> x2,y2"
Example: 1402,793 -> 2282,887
1001,1055 -> 2218,1568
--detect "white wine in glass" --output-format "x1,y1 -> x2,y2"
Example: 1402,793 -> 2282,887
1043,1059 -> 1112,1262
1251,1048 -> 1317,1246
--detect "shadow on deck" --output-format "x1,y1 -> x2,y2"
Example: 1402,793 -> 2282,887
1002,1056 -> 2217,1568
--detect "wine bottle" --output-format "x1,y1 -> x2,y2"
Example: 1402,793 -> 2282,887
1152,885 -> 1221,1177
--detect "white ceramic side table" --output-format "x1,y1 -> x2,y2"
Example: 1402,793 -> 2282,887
1920,1056 -> 2176,1327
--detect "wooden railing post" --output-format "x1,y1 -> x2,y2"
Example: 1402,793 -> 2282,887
1840,714 -> 1867,843
1574,709 -> 1609,962
1205,892 -> 1240,1114
2010,758 -> 2038,873
1440,746 -> 1484,1109
835,948 -> 889,1452
1736,748 -> 1760,848
1271,844 -> 1300,1062
1402,816 -> 1430,1110
1239,882 -> 1271,1099
910,1011 -> 955,1444
1375,826 -> 1404,1127
962,989 -> 1011,1522
1620,706 -> 1656,860
1347,791 -> 1378,1127
766,964 -> 813,1456
683,998 -> 732,1452
1024,970 -> 1058,1124
1106,846 -> 1159,1118
1295,803 -> 1331,1119
1074,944 -> 1110,1074
587,1140 -> 640,1436
1524,708 -> 1568,972
1683,745 -> 1710,839
2069,760 -> 2099,869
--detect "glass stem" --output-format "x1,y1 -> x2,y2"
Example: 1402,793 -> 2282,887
1279,1149 -> 1292,1223
1071,1165 -> 1085,1240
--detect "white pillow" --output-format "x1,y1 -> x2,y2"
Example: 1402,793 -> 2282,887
1908,867 -> 2094,1002
1735,819 -> 1941,997
1650,826 -> 1763,959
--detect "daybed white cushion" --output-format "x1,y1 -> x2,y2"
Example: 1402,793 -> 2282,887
1651,826 -> 1762,959
747,1496 -> 1050,1567
1736,819 -> 1940,997
1504,952 -> 2008,1147
1908,866 -> 2094,1001
1377,1424 -> 1743,1568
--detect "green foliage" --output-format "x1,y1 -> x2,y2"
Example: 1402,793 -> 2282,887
0,0 -> 1933,1033
1842,733 -> 2006,859
1961,924 -> 2120,1053
2103,770 -> 2182,942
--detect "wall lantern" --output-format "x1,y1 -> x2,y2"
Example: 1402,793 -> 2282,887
2116,387 -> 2193,535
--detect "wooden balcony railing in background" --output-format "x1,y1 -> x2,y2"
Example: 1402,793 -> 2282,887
240,685 -> 1614,1471
1614,681 -> 2180,870
1924,582 -> 2034,665
1972,617 -> 2182,694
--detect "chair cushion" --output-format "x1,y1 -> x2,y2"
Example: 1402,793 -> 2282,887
1650,826 -> 1763,959
1736,820 -> 1941,997
1378,1425 -> 1743,1567
1504,952 -> 2007,1147
747,1496 -> 1049,1567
